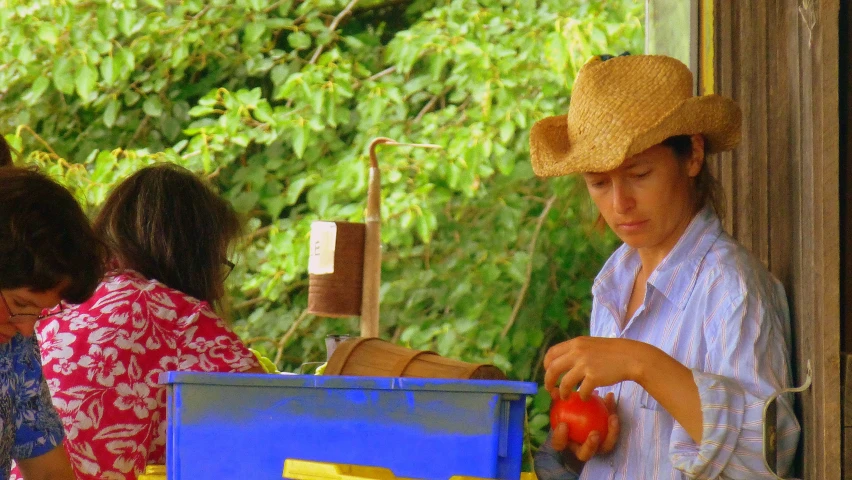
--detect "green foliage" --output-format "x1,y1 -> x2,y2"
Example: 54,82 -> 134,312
0,0 -> 641,452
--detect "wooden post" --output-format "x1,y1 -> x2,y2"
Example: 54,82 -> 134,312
843,353 -> 852,479
361,138 -> 391,338
361,138 -> 440,338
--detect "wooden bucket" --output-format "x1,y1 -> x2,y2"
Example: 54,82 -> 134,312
307,221 -> 365,317
324,337 -> 507,380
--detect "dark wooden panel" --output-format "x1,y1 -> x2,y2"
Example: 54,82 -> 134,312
843,354 -> 852,479
841,4 -> 851,477
845,427 -> 852,480
841,0 -> 852,357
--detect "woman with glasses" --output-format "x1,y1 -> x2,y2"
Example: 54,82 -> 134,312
0,167 -> 105,480
10,163 -> 264,480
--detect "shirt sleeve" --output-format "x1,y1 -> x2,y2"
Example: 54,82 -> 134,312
534,433 -> 581,480
669,288 -> 800,479
11,337 -> 65,460
175,303 -> 260,373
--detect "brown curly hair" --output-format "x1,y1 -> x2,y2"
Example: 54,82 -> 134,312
0,167 -> 106,303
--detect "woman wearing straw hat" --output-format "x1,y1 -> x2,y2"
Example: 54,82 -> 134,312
532,54 -> 800,479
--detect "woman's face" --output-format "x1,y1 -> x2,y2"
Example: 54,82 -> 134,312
582,138 -> 703,256
0,285 -> 65,342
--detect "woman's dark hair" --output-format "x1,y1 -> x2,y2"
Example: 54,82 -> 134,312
661,135 -> 726,219
0,135 -> 13,167
0,168 -> 105,303
95,163 -> 242,304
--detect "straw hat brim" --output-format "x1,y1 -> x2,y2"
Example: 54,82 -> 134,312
530,94 -> 742,177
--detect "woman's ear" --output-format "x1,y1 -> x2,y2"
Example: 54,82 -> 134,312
687,134 -> 706,177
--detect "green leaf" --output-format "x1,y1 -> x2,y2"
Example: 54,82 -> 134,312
495,151 -> 515,175
415,214 -> 432,244
23,76 -> 51,105
170,43 -> 189,67
52,56 -> 75,95
160,115 -> 181,141
103,98 -> 120,127
117,48 -> 135,77
288,31 -> 311,50
244,23 -> 266,45
144,0 -> 164,9
291,123 -> 307,158
75,64 -> 98,102
231,191 -> 260,213
143,96 -> 164,117
100,55 -> 115,85
285,175 -> 313,205
270,64 -> 290,86
188,105 -> 215,117
124,89 -> 141,106
499,120 -> 514,143
37,24 -> 59,45
117,10 -> 134,36
316,30 -> 333,46
310,89 -> 323,115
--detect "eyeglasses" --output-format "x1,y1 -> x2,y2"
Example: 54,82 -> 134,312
223,259 -> 236,280
0,290 -> 59,323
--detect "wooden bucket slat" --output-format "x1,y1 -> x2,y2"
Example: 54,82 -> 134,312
325,338 -> 506,380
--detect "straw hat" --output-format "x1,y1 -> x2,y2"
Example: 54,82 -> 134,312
529,54 -> 742,177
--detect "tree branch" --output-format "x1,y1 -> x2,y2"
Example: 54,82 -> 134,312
309,0 -> 359,64
243,225 -> 273,243
414,86 -> 452,122
274,309 -> 313,366
500,195 -> 557,339
206,166 -> 223,180
233,296 -> 266,310
17,125 -> 59,158
244,336 -> 278,346
365,66 -> 396,82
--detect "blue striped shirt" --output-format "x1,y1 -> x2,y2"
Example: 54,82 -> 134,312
535,207 -> 800,479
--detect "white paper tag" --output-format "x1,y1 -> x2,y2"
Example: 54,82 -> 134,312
308,221 -> 337,274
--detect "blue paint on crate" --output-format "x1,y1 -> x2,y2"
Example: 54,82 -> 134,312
160,372 -> 535,479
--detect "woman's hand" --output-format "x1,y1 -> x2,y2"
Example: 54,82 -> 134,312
551,391 -> 620,461
544,336 -> 647,400
545,336 -> 704,444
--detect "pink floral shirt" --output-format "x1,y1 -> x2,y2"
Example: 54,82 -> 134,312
10,270 -> 259,480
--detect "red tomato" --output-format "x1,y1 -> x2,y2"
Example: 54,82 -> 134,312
550,392 -> 610,444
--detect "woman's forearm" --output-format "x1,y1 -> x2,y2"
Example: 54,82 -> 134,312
633,344 -> 703,443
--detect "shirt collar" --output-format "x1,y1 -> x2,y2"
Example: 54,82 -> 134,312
592,206 -> 722,311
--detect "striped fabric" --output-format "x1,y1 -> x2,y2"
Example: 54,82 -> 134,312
535,207 -> 800,479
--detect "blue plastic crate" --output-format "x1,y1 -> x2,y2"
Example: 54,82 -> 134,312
160,372 -> 538,480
